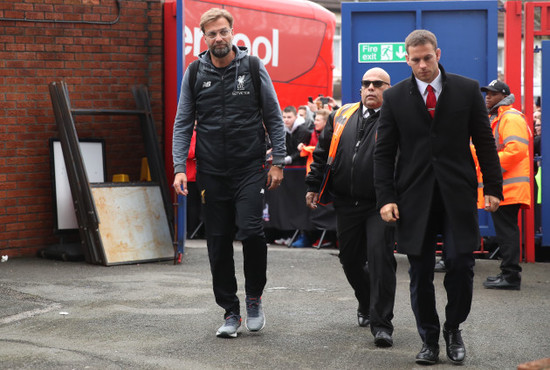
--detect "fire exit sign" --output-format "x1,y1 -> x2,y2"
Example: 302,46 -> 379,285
358,42 -> 407,63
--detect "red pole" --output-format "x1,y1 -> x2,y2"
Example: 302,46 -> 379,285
505,1 -> 534,262
164,0 -> 178,192
504,1 -> 522,112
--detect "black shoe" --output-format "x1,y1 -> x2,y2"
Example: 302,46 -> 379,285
485,273 -> 502,282
357,311 -> 370,327
415,344 -> 439,365
374,331 -> 393,347
434,259 -> 446,273
443,327 -> 465,364
483,276 -> 520,290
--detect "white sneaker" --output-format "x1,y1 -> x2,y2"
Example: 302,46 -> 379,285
273,238 -> 291,246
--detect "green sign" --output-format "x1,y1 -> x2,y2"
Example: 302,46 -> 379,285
358,42 -> 407,63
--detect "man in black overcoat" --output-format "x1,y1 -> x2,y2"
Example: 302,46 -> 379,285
374,30 -> 503,365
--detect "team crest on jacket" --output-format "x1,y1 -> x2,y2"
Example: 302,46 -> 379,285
237,75 -> 246,90
233,74 -> 251,95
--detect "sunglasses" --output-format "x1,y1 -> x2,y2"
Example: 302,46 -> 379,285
361,80 -> 389,88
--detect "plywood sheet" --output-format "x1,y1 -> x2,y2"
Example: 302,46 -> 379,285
91,185 -> 173,265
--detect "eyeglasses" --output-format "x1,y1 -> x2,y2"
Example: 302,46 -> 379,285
361,80 -> 389,88
204,28 -> 232,40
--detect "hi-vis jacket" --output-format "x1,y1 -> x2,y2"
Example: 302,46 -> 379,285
475,98 -> 531,209
305,102 -> 380,204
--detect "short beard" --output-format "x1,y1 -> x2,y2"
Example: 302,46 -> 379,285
210,43 -> 231,58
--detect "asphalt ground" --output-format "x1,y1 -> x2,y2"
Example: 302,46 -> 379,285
0,239 -> 549,370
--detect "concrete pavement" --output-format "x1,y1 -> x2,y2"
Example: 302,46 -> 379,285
0,239 -> 549,369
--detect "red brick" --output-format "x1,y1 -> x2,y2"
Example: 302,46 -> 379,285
4,11 -> 25,18
6,93 -> 27,101
0,0 -> 164,256
0,35 -> 15,43
26,44 -> 46,52
43,45 -> 64,53
14,3 -> 33,11
6,44 -> 25,52
0,215 -> 18,226
25,12 -> 47,21
0,101 -> 16,109
35,4 -> 54,12
0,182 -> 16,191
0,231 -> 18,243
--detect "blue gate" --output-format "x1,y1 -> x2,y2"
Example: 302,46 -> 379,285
341,0 -> 499,237
540,40 -> 549,246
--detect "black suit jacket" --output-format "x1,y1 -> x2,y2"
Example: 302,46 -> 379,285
374,64 -> 503,255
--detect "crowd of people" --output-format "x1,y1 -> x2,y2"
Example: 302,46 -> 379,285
172,6 -> 541,367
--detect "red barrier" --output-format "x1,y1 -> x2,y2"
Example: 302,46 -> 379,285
504,1 -> 522,112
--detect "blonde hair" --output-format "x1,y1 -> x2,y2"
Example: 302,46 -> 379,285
315,109 -> 330,120
200,8 -> 234,33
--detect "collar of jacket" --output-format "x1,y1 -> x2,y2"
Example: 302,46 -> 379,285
489,94 -> 516,116
408,63 -> 447,96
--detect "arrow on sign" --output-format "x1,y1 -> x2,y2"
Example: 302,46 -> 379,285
358,42 -> 407,63
396,45 -> 407,59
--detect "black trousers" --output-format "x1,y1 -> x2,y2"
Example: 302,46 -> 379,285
491,204 -> 522,282
186,181 -> 203,238
198,169 -> 268,316
334,198 -> 397,335
408,184 -> 475,346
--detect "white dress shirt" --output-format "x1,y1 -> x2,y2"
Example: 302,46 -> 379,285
415,69 -> 442,103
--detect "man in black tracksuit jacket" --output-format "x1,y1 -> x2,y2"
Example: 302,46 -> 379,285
172,8 -> 286,338
305,67 -> 396,347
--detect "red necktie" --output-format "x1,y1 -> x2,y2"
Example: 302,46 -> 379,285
426,85 -> 436,118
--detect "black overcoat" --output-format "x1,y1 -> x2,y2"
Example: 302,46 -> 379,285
374,65 -> 503,256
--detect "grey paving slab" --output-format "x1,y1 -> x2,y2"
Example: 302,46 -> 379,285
0,239 -> 548,369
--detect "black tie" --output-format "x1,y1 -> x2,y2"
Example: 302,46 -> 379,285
365,109 -> 379,125
359,109 -> 379,141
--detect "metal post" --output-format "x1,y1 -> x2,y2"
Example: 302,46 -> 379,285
504,0 -> 522,112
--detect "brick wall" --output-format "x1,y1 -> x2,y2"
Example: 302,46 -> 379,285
0,0 -> 164,256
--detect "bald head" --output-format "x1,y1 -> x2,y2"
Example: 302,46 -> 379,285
362,67 -> 391,85
360,67 -> 391,109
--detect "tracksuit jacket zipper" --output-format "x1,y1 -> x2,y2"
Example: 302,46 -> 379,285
220,72 -> 227,170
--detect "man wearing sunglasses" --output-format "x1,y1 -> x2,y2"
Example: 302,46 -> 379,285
374,29 -> 503,365
172,8 -> 286,339
305,67 -> 397,348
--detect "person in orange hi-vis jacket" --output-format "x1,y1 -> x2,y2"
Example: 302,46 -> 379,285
475,79 -> 531,291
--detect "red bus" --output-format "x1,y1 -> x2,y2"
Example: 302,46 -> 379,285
164,0 -> 335,181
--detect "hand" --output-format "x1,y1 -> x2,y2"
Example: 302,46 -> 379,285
484,195 -> 500,212
305,192 -> 319,209
267,166 -> 283,190
380,203 -> 399,222
297,143 -> 304,151
173,172 -> 188,196
265,148 -> 273,161
327,96 -> 337,109
308,100 -> 318,112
